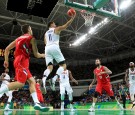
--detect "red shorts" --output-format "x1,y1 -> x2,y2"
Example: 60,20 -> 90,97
37,92 -> 44,103
14,55 -> 32,83
95,82 -> 114,96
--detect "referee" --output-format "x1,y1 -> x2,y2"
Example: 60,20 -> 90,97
119,82 -> 128,109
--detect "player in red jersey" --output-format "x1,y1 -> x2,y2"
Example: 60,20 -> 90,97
2,24 -> 49,112
88,59 -> 123,112
36,79 -> 44,103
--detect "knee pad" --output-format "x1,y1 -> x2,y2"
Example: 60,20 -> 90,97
94,91 -> 100,98
68,93 -> 73,101
61,94 -> 65,101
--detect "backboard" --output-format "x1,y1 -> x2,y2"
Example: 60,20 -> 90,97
64,0 -> 121,19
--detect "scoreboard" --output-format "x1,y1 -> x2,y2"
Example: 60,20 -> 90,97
0,49 -> 14,57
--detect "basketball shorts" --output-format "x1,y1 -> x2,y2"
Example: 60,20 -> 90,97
60,83 -> 73,95
45,44 -> 65,66
14,55 -> 32,83
95,82 -> 114,96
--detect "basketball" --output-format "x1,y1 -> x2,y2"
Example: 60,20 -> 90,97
67,8 -> 76,17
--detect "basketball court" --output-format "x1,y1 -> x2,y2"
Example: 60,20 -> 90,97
2,109 -> 135,115
0,0 -> 135,115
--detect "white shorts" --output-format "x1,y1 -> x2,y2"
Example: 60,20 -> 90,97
0,83 -> 13,97
45,44 -> 65,66
129,83 -> 135,95
60,83 -> 73,95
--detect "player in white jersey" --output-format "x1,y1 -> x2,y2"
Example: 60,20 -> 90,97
52,69 -> 78,111
42,12 -> 76,91
125,62 -> 135,109
0,68 -> 13,110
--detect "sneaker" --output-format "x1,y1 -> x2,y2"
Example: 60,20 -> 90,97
4,104 -> 12,111
88,106 -> 95,112
118,103 -> 124,111
61,104 -> 64,111
34,103 -> 50,112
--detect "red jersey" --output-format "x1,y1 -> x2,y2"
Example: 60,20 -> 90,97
14,34 -> 33,68
94,66 -> 110,84
15,34 -> 32,58
36,83 -> 42,93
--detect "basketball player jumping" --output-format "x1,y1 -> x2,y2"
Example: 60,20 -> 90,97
52,69 -> 78,111
0,68 -> 13,110
88,59 -> 123,112
125,62 -> 135,109
3,24 -> 49,112
42,12 -> 76,90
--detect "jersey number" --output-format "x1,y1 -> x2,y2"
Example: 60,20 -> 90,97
49,34 -> 52,41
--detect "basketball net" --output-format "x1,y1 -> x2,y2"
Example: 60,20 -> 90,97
81,10 -> 95,27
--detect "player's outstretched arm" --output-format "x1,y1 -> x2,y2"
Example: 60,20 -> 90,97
69,70 -> 78,85
55,14 -> 76,34
31,38 -> 45,58
4,41 -> 16,68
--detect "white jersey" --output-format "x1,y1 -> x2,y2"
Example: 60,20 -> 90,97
59,70 -> 70,84
45,28 -> 60,46
2,73 -> 10,85
129,68 -> 135,84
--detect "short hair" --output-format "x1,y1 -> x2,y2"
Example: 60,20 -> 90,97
95,58 -> 101,61
21,24 -> 30,34
47,22 -> 54,29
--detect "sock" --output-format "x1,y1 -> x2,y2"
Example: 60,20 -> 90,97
56,66 -> 64,76
133,101 -> 135,104
61,102 -> 64,107
31,92 -> 40,104
70,104 -> 73,109
52,75 -> 58,84
68,93 -> 73,101
42,77 -> 47,89
92,103 -> 95,107
43,69 -> 51,77
0,85 -> 9,94
7,95 -> 12,103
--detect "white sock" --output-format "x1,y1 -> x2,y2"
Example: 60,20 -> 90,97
61,102 -> 64,106
31,92 -> 40,104
0,85 -> 9,94
7,95 -> 12,103
42,77 -> 47,89
56,67 -> 64,76
70,104 -> 73,109
52,75 -> 58,84
92,103 -> 95,107
43,69 -> 51,77
133,101 -> 135,104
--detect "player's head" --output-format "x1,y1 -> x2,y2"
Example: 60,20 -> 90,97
21,24 -> 33,35
47,22 -> 56,29
5,68 -> 9,73
129,62 -> 134,68
95,58 -> 101,67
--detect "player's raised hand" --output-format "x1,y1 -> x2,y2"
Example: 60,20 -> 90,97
89,84 -> 92,90
3,61 -> 9,68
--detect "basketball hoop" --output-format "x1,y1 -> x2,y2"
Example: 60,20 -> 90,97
80,10 -> 95,26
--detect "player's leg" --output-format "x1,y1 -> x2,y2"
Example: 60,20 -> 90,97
88,84 -> 102,112
60,85 -> 65,111
43,51 -> 54,91
129,83 -> 135,109
54,48 -> 66,77
50,75 -> 58,91
66,84 -> 74,111
27,77 -> 49,112
4,91 -> 13,110
103,83 -> 123,110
